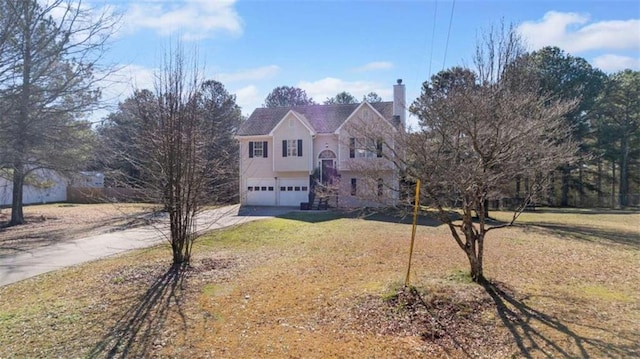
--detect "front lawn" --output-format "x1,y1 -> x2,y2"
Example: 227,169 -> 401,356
0,209 -> 638,358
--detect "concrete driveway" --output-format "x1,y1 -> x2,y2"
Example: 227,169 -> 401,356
0,204 -> 295,287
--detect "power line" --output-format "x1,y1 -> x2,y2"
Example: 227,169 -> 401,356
442,0 -> 456,71
427,0 -> 439,79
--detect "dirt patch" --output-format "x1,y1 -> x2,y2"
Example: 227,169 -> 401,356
353,285 -> 495,337
315,283 -> 509,357
0,203 -> 159,254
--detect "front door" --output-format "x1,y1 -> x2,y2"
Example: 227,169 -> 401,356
321,159 -> 335,185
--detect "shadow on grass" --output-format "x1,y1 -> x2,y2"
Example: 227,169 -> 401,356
482,281 -> 638,358
88,265 -> 187,359
528,223 -> 640,248
340,208 -> 445,227
533,207 -> 639,215
276,211 -> 344,223
276,208 -> 445,226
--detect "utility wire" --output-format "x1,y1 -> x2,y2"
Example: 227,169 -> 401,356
442,0 -> 456,71
427,0 -> 438,80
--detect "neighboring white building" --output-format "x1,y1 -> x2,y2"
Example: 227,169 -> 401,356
0,169 -> 68,206
236,80 -> 406,208
72,171 -> 105,188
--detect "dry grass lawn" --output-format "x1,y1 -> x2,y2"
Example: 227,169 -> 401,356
0,208 -> 638,358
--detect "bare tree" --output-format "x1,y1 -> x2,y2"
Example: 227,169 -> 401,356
96,45 -> 231,267
0,0 -> 117,225
408,24 -> 578,282
128,46 -> 212,266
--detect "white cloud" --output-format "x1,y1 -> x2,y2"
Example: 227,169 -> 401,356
518,11 -> 640,53
592,54 -> 640,73
216,65 -> 280,83
233,85 -> 262,115
297,77 -> 392,103
123,0 -> 243,41
87,64 -> 157,124
353,61 -> 394,72
102,64 -> 156,101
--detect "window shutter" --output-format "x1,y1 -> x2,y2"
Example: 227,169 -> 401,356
282,140 -> 287,157
349,138 -> 355,158
249,142 -> 254,158
376,139 -> 383,158
263,141 -> 268,158
297,139 -> 303,157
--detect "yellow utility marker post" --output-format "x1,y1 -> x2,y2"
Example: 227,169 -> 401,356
404,179 -> 421,287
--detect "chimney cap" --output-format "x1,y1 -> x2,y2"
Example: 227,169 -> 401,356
396,79 -> 403,85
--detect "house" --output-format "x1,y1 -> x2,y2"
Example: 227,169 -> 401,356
71,171 -> 105,188
236,79 -> 406,208
0,169 -> 68,206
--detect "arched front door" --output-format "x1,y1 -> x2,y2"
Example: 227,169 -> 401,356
318,150 -> 337,185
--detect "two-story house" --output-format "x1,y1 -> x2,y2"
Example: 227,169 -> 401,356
236,79 -> 406,208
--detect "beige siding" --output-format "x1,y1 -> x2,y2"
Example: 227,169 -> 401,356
313,134 -> 339,169
337,171 -> 398,208
272,113 -> 313,173
239,138 -> 275,205
240,138 -> 274,178
337,105 -> 397,172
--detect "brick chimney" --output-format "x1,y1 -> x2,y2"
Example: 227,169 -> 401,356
393,79 -> 406,129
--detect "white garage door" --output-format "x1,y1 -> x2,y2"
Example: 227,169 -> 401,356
279,178 -> 309,206
246,178 -> 276,206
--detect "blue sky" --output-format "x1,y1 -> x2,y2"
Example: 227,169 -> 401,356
90,0 -> 640,128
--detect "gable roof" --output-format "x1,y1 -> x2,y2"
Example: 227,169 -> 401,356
237,101 -> 395,136
268,110 -> 316,136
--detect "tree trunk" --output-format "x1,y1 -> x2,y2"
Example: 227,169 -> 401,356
611,161 -> 616,209
561,166 -> 570,207
483,198 -> 490,219
10,163 -> 25,225
172,245 -> 186,264
548,171 -> 555,206
464,233 -> 485,283
597,159 -> 603,207
578,163 -> 584,207
169,209 -> 193,266
467,249 -> 485,283
619,136 -> 629,208
11,7 -> 31,227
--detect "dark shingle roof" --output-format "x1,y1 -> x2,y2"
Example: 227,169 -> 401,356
237,102 -> 394,136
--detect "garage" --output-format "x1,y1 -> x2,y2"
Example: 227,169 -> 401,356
245,178 -> 276,206
278,178 -> 309,206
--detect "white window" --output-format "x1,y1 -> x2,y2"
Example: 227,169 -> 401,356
254,142 -> 264,157
282,139 -> 302,157
287,139 -> 298,157
359,138 -> 376,158
349,137 -> 383,159
249,141 -> 267,158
